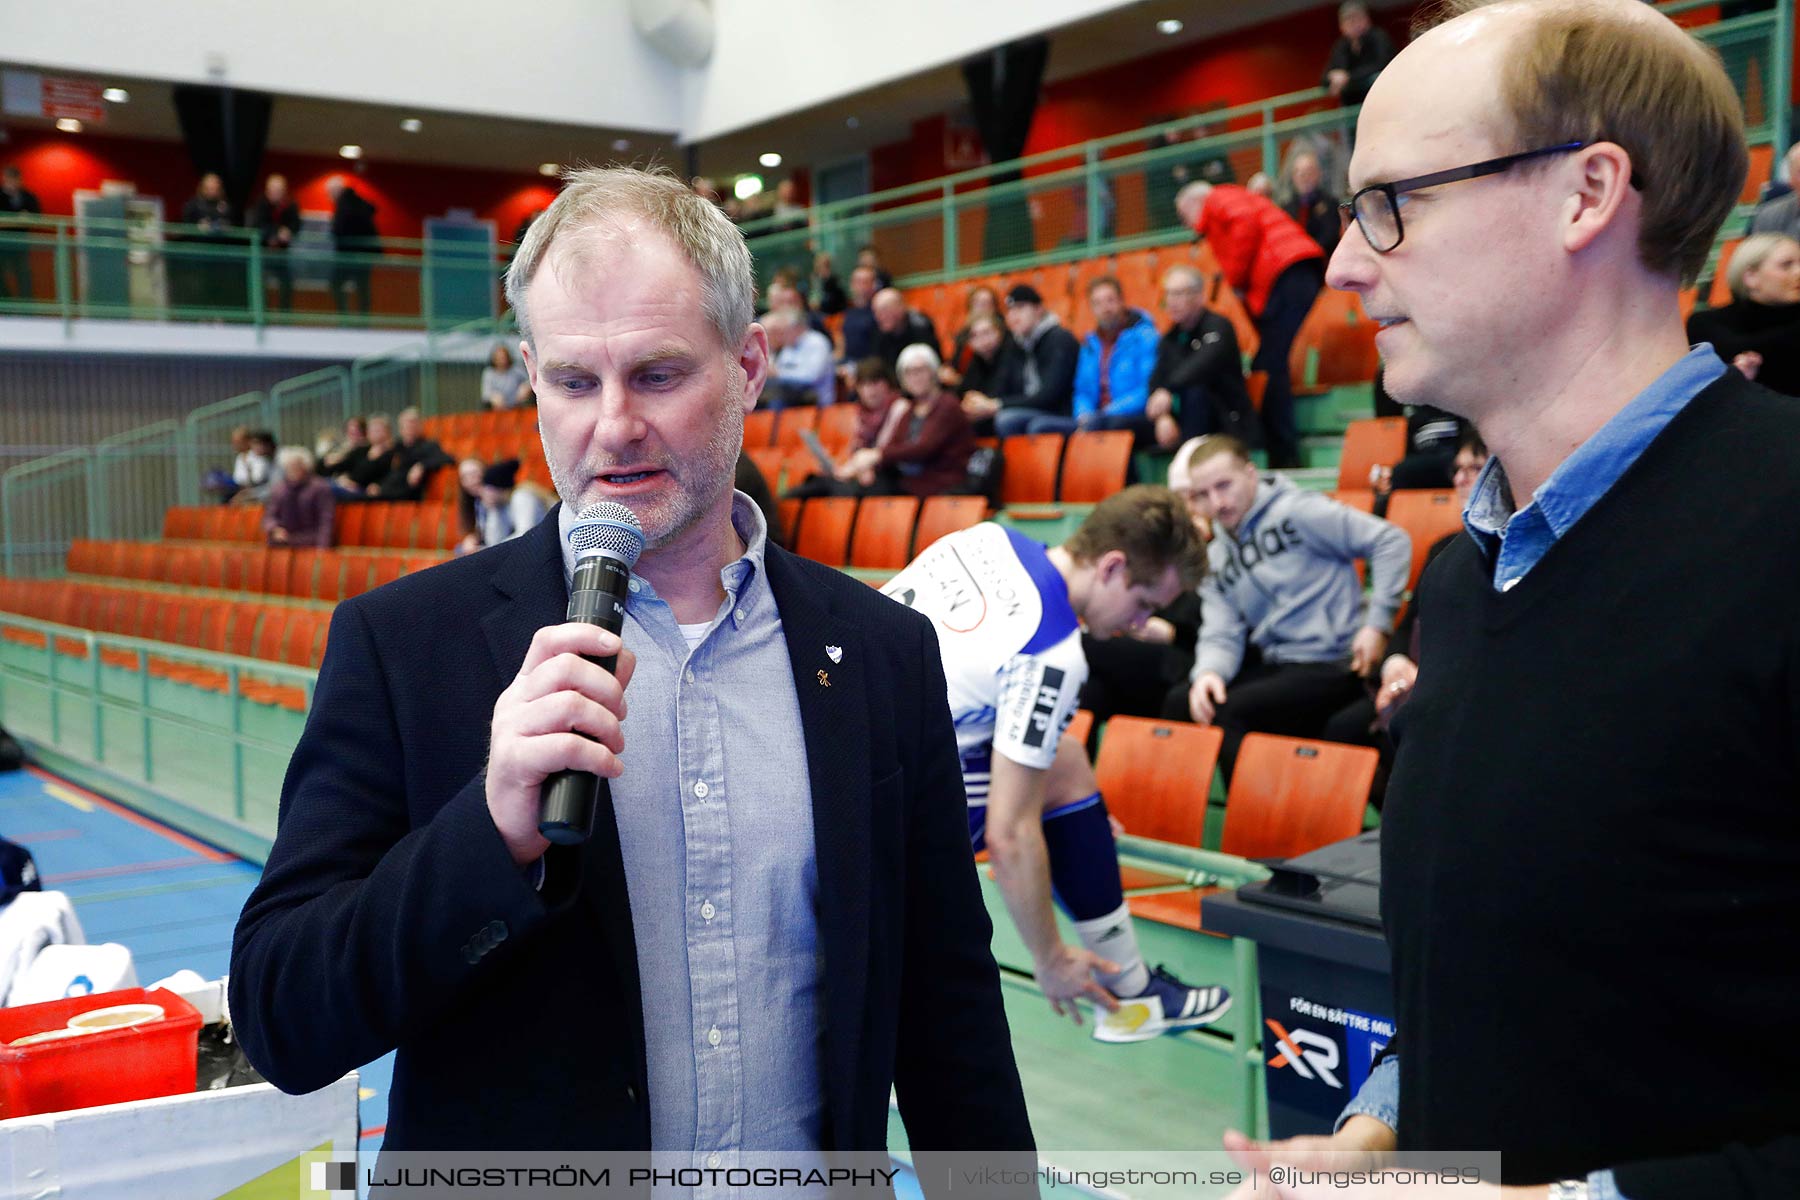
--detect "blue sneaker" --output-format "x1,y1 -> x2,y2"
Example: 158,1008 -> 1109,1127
1093,965 -> 1231,1043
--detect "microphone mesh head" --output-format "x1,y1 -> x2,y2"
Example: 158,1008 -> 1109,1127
567,502 -> 646,567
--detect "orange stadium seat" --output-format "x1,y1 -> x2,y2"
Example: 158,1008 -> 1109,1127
1384,489 -> 1464,590
816,404 -> 861,458
743,409 -> 777,449
793,497 -> 856,566
1336,417 -> 1408,492
1060,430 -> 1133,502
914,496 -> 986,552
848,496 -> 920,570
747,447 -> 787,495
1219,734 -> 1375,860
772,406 -> 820,452
1001,434 -> 1065,506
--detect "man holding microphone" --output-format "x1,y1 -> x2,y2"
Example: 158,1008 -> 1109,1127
231,167 -> 1033,1169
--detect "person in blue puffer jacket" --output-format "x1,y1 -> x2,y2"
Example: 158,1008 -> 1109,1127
1023,275 -> 1161,439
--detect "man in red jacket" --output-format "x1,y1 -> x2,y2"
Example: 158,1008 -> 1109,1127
1176,182 -> 1325,468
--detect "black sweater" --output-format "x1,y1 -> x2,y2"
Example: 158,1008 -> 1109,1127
1686,299 -> 1800,398
1383,371 -> 1800,1196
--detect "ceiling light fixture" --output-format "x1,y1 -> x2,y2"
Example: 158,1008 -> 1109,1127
734,175 -> 764,201
102,88 -> 130,104
845,116 -> 860,130
611,137 -> 632,152
759,152 -> 783,169
539,162 -> 561,177
55,118 -> 83,134
1157,18 -> 1184,35
338,144 -> 363,160
400,118 -> 423,133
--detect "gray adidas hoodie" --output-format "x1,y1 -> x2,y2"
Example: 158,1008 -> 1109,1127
1193,474 -> 1413,684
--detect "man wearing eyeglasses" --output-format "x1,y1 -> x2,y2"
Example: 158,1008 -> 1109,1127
1220,3 -> 1799,1200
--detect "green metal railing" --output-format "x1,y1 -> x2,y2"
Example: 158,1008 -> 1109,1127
743,0 -> 1791,289
0,217 -> 505,334
0,315 -> 510,580
0,613 -> 307,861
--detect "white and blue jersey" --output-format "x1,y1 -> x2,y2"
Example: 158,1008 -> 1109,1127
881,523 -> 1087,808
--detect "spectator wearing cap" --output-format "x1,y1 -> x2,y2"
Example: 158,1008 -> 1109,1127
762,307 -> 837,408
1175,180 -> 1325,468
871,288 -> 941,369
992,284 -> 1082,438
263,447 -> 336,547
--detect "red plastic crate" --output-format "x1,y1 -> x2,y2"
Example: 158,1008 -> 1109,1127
0,986 -> 202,1118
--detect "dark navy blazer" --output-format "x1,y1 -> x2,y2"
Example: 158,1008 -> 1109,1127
230,509 -> 1033,1154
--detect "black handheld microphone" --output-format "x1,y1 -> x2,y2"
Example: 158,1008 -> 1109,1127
537,502 -> 646,845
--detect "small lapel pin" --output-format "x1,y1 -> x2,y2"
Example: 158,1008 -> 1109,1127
826,645 -> 843,664
817,670 -> 831,687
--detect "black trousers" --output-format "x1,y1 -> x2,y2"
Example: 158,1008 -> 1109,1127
1161,656 -> 1367,780
1080,634 -> 1194,733
1252,260 -> 1325,469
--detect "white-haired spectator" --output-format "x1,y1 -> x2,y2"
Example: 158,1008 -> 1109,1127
834,343 -> 974,498
762,307 -> 837,408
264,446 -> 336,547
1687,232 -> 1800,396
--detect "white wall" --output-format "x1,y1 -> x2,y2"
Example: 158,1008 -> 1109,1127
682,0 -> 1139,142
2,0 -> 1147,143
0,0 -> 686,133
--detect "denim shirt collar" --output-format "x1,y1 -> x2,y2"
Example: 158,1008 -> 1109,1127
1464,345 -> 1726,576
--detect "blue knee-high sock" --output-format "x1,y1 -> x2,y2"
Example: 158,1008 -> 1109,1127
1043,792 -> 1150,996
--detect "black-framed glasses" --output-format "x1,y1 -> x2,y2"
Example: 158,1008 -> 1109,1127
1339,141 -> 1622,254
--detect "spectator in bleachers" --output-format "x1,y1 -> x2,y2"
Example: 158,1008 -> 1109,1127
1079,439 -> 1210,726
1328,429 -> 1489,763
764,271 -> 828,336
993,284 -> 1081,437
1022,276 -> 1158,438
455,458 -> 552,552
1281,148 -> 1341,257
843,345 -> 973,498
1748,141 -> 1799,240
871,288 -> 941,369
761,307 -> 837,408
787,358 -> 911,499
230,431 -> 279,506
263,447 -> 336,547
956,314 -> 1023,434
374,407 -> 452,500
771,178 -> 806,227
203,425 -> 256,502
839,265 -> 880,363
1323,1 -> 1396,106
856,244 -> 894,290
326,176 -> 380,318
1161,434 -> 1409,781
317,415 -> 368,476
944,285 -> 1000,385
809,251 -> 847,315
177,172 -> 236,313
0,165 -> 42,300
1686,232 -> 1800,397
1145,264 -> 1258,448
480,343 -> 534,410
1377,403 -> 1470,496
249,175 -> 300,312
1175,180 -> 1325,468
335,411 -> 397,496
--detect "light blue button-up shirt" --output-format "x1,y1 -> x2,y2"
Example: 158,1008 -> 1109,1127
1338,346 -> 1730,1200
559,494 -> 823,1174
1463,345 -> 1727,590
